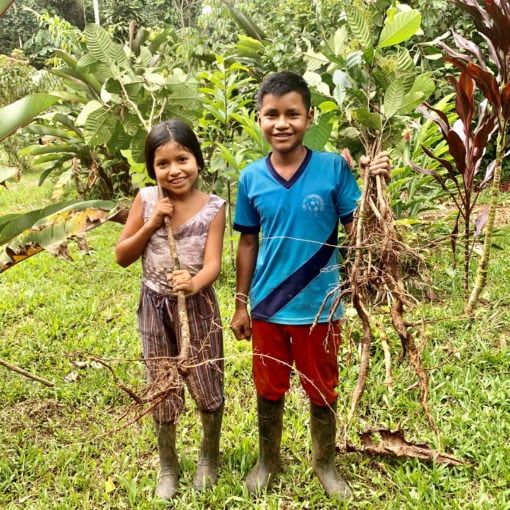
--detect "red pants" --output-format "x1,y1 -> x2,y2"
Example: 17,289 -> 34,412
251,320 -> 341,406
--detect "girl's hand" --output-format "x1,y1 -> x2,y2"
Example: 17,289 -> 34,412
168,269 -> 196,294
147,197 -> 174,230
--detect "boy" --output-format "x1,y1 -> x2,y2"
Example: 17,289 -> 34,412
230,71 -> 389,501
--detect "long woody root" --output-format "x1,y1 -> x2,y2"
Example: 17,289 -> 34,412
331,165 -> 438,447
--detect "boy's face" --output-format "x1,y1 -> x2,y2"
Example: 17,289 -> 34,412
258,92 -> 313,156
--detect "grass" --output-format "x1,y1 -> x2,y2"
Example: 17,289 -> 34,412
1,172 -> 509,509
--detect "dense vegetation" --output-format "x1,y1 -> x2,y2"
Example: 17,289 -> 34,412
1,1 -> 509,508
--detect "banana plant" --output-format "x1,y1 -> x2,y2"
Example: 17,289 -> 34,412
16,23 -> 201,197
0,21 -> 202,271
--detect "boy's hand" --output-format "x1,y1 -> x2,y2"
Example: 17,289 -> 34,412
359,151 -> 391,182
230,309 -> 252,341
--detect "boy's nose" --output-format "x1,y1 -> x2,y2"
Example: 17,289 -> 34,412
275,116 -> 288,128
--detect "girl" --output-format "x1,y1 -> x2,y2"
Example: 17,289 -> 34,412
116,120 -> 226,499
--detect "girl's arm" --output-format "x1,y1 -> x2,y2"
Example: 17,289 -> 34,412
115,193 -> 173,267
171,204 -> 226,293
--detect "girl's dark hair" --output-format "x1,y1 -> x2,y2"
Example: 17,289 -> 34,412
256,71 -> 311,111
144,119 -> 205,180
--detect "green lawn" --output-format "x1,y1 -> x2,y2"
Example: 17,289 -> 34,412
1,174 -> 509,509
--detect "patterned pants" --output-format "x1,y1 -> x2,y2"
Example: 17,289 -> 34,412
138,285 -> 224,423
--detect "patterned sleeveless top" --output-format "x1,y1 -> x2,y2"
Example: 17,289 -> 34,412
140,186 -> 225,296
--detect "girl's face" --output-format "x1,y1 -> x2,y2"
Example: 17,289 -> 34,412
153,140 -> 199,197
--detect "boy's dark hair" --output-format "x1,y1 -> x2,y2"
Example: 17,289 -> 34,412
144,119 -> 205,180
256,71 -> 311,111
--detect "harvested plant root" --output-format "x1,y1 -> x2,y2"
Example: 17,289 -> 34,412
328,160 -> 438,447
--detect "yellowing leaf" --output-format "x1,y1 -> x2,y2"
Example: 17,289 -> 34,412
104,477 -> 116,493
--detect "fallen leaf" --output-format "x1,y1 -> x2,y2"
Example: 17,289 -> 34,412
344,428 -> 464,466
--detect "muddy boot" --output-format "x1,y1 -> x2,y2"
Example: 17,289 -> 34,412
245,395 -> 284,494
193,404 -> 224,490
154,421 -> 179,500
310,401 -> 353,501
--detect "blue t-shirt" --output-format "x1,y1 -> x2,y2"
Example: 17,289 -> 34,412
233,148 -> 361,324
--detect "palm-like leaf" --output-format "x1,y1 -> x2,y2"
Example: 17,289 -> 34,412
345,6 -> 371,48
0,94 -> 60,142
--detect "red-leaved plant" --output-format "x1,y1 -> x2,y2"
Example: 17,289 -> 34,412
411,0 -> 510,311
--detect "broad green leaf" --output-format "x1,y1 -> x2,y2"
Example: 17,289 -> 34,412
0,166 -> 19,186
19,143 -> 78,157
0,0 -> 14,16
84,24 -> 129,74
84,109 -> 116,146
304,111 -> 335,151
0,204 -> 116,272
0,200 -> 112,245
236,35 -> 266,58
303,49 -> 329,71
332,27 -> 348,57
378,10 -> 421,48
397,48 -> 415,73
409,74 -> 435,100
228,6 -> 267,41
345,6 -> 371,48
303,72 -> 330,96
0,94 -> 60,142
384,80 -> 405,119
353,108 -> 382,130
397,91 -> 426,115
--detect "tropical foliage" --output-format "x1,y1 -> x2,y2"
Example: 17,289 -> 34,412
0,0 -> 508,308
411,0 -> 510,311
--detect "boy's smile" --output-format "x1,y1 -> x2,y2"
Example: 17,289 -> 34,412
258,92 -> 313,158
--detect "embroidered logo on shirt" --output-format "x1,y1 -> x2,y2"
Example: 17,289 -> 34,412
301,194 -> 325,215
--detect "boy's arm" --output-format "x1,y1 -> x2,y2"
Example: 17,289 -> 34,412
230,232 -> 259,341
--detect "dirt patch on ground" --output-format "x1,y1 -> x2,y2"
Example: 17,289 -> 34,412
495,199 -> 510,226
423,193 -> 510,227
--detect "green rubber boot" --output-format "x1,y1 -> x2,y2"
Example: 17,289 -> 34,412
193,404 -> 224,490
310,401 -> 353,501
245,395 -> 284,494
154,421 -> 179,500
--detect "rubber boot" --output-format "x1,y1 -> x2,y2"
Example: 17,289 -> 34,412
245,395 -> 284,494
154,421 -> 179,500
193,404 -> 224,490
310,401 -> 353,501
